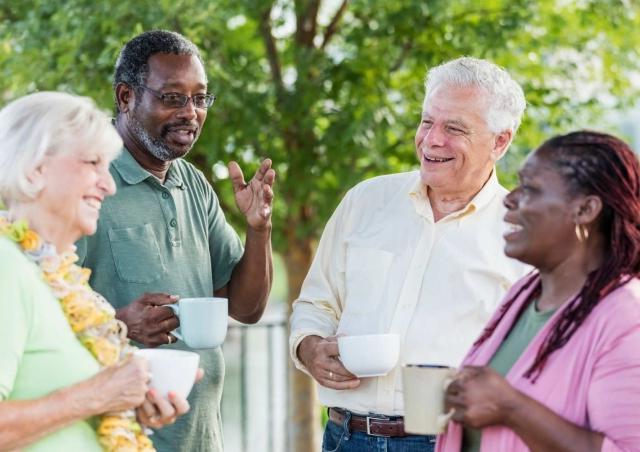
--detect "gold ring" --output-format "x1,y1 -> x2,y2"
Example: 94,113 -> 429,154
167,334 -> 173,344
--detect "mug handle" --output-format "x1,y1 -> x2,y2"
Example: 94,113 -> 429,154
436,372 -> 457,432
165,304 -> 183,341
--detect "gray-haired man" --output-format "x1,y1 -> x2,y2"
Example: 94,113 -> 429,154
290,57 -> 530,451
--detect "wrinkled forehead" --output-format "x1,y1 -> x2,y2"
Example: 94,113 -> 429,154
421,84 -> 491,129
145,53 -> 208,89
422,83 -> 490,111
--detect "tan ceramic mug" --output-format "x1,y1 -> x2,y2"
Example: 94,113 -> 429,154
402,364 -> 456,434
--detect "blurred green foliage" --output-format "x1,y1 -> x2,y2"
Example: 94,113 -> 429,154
1,0 -> 638,265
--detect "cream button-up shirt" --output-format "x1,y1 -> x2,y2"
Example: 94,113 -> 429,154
289,170 -> 530,416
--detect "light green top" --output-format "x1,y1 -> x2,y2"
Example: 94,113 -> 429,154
77,149 -> 244,452
462,300 -> 555,452
0,238 -> 102,452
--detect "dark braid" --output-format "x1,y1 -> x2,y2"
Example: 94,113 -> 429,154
476,131 -> 640,381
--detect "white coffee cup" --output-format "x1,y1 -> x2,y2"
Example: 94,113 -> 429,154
337,334 -> 400,377
135,349 -> 200,399
166,297 -> 228,349
402,364 -> 456,434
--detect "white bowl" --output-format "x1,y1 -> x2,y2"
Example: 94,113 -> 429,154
338,334 -> 400,377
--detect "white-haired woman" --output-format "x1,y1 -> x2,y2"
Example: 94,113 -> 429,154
0,92 -> 192,451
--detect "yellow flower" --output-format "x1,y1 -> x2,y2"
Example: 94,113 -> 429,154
20,230 -> 42,251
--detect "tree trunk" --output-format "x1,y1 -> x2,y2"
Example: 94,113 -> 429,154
284,238 -> 320,452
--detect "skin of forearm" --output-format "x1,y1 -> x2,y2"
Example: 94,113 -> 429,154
0,378 -> 104,450
504,391 -> 604,452
226,226 -> 273,324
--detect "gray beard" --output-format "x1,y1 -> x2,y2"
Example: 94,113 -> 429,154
128,115 -> 187,162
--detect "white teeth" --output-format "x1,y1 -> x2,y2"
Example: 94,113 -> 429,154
508,224 -> 523,232
425,155 -> 451,162
85,198 -> 101,210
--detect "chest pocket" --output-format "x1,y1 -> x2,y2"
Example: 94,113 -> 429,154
344,246 -> 394,314
108,224 -> 167,284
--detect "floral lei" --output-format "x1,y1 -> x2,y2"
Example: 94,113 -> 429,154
0,212 -> 154,452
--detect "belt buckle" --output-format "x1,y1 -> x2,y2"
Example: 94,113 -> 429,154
365,415 -> 389,437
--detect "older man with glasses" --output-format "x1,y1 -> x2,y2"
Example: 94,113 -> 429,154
76,30 -> 275,452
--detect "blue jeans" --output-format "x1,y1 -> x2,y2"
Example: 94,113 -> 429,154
322,411 -> 436,452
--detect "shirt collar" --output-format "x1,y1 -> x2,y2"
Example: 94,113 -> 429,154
112,147 -> 185,189
409,169 -> 501,221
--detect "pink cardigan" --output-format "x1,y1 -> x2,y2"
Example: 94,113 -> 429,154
436,276 -> 640,452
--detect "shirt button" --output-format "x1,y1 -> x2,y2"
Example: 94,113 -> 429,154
162,192 -> 170,199
170,219 -> 177,227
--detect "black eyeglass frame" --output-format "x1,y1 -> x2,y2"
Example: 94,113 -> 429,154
137,84 -> 216,110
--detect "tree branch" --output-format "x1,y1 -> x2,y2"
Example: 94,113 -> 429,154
390,40 -> 413,72
320,0 -> 348,49
259,3 -> 284,95
295,0 -> 321,47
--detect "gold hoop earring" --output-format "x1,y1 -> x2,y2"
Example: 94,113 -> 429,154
575,224 -> 589,243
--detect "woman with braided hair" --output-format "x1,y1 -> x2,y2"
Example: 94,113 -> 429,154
437,130 -> 640,452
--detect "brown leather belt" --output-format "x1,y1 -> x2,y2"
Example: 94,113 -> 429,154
328,407 -> 408,437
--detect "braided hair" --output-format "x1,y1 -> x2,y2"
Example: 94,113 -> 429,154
474,131 -> 640,381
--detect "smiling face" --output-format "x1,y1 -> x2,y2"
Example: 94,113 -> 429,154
127,53 -> 208,161
415,85 -> 511,197
36,147 -> 116,240
503,153 -> 582,268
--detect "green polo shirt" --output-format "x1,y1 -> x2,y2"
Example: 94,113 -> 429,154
76,148 -> 243,452
462,300 -> 556,452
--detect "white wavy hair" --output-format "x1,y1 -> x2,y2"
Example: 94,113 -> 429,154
424,57 -> 526,135
0,91 -> 122,205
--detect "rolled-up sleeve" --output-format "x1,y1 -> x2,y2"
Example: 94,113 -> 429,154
589,318 -> 640,451
289,192 -> 354,374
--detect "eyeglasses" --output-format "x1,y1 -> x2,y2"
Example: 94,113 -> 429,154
138,85 -> 216,110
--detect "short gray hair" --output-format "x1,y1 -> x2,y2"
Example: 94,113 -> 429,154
424,57 -> 526,134
0,91 -> 122,205
113,30 -> 204,104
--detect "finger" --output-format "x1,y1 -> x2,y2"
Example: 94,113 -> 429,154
450,406 -> 466,423
146,293 -> 179,307
168,391 -> 190,415
263,168 -> 276,187
228,161 -> 246,192
320,377 -> 361,390
146,333 -> 174,347
147,306 -> 179,324
251,158 -> 272,182
140,394 -> 157,420
194,368 -> 205,383
330,364 -> 358,380
149,389 -> 177,420
137,293 -> 178,305
262,184 -> 274,204
148,315 -> 180,335
444,393 -> 464,410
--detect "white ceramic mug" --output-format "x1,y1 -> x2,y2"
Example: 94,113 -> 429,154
402,364 -> 456,434
337,334 -> 400,377
166,297 -> 228,349
135,349 -> 199,399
